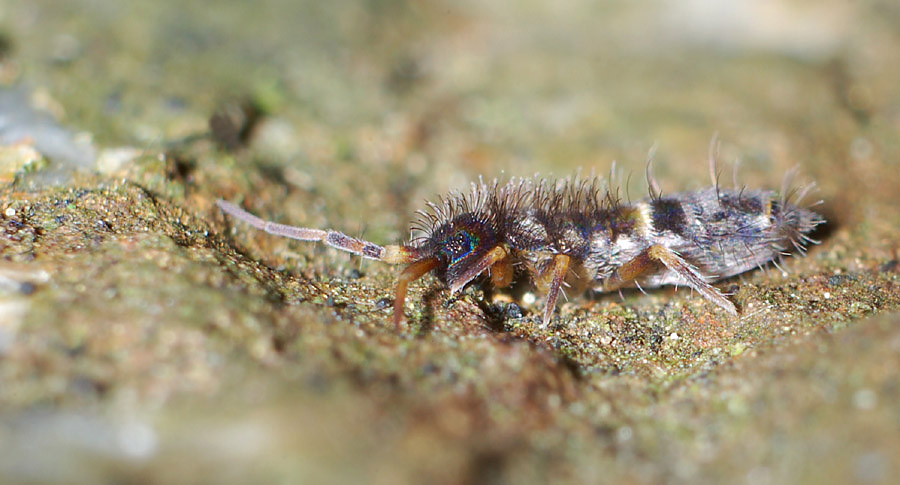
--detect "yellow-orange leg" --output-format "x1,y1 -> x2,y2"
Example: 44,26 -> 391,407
607,244 -> 737,315
490,254 -> 515,288
647,245 -> 736,315
448,245 -> 509,294
536,254 -> 571,327
608,248 -> 656,285
394,257 -> 441,328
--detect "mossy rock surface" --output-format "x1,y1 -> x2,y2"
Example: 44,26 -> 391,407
1,1 -> 899,483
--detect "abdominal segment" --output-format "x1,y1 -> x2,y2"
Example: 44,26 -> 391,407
509,186 -> 821,315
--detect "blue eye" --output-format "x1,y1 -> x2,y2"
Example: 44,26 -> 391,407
443,230 -> 480,264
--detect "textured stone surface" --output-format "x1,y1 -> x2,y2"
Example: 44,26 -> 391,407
1,1 -> 898,483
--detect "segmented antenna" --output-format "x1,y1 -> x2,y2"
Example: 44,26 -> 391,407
217,200 -> 386,260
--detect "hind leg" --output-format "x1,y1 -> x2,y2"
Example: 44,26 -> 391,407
605,245 -> 737,315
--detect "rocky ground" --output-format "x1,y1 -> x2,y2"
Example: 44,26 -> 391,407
1,1 -> 899,483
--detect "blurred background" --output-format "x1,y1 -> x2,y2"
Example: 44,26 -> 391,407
1,1 -> 898,483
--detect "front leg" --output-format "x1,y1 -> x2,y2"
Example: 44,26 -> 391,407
606,244 -> 737,315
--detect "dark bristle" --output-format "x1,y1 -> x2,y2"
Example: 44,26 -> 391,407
772,179 -> 825,256
409,175 -> 619,246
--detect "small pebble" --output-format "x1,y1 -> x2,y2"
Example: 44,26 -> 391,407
505,302 -> 524,319
19,282 -> 36,295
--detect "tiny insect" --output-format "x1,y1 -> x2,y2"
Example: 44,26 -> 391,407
217,163 -> 823,328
